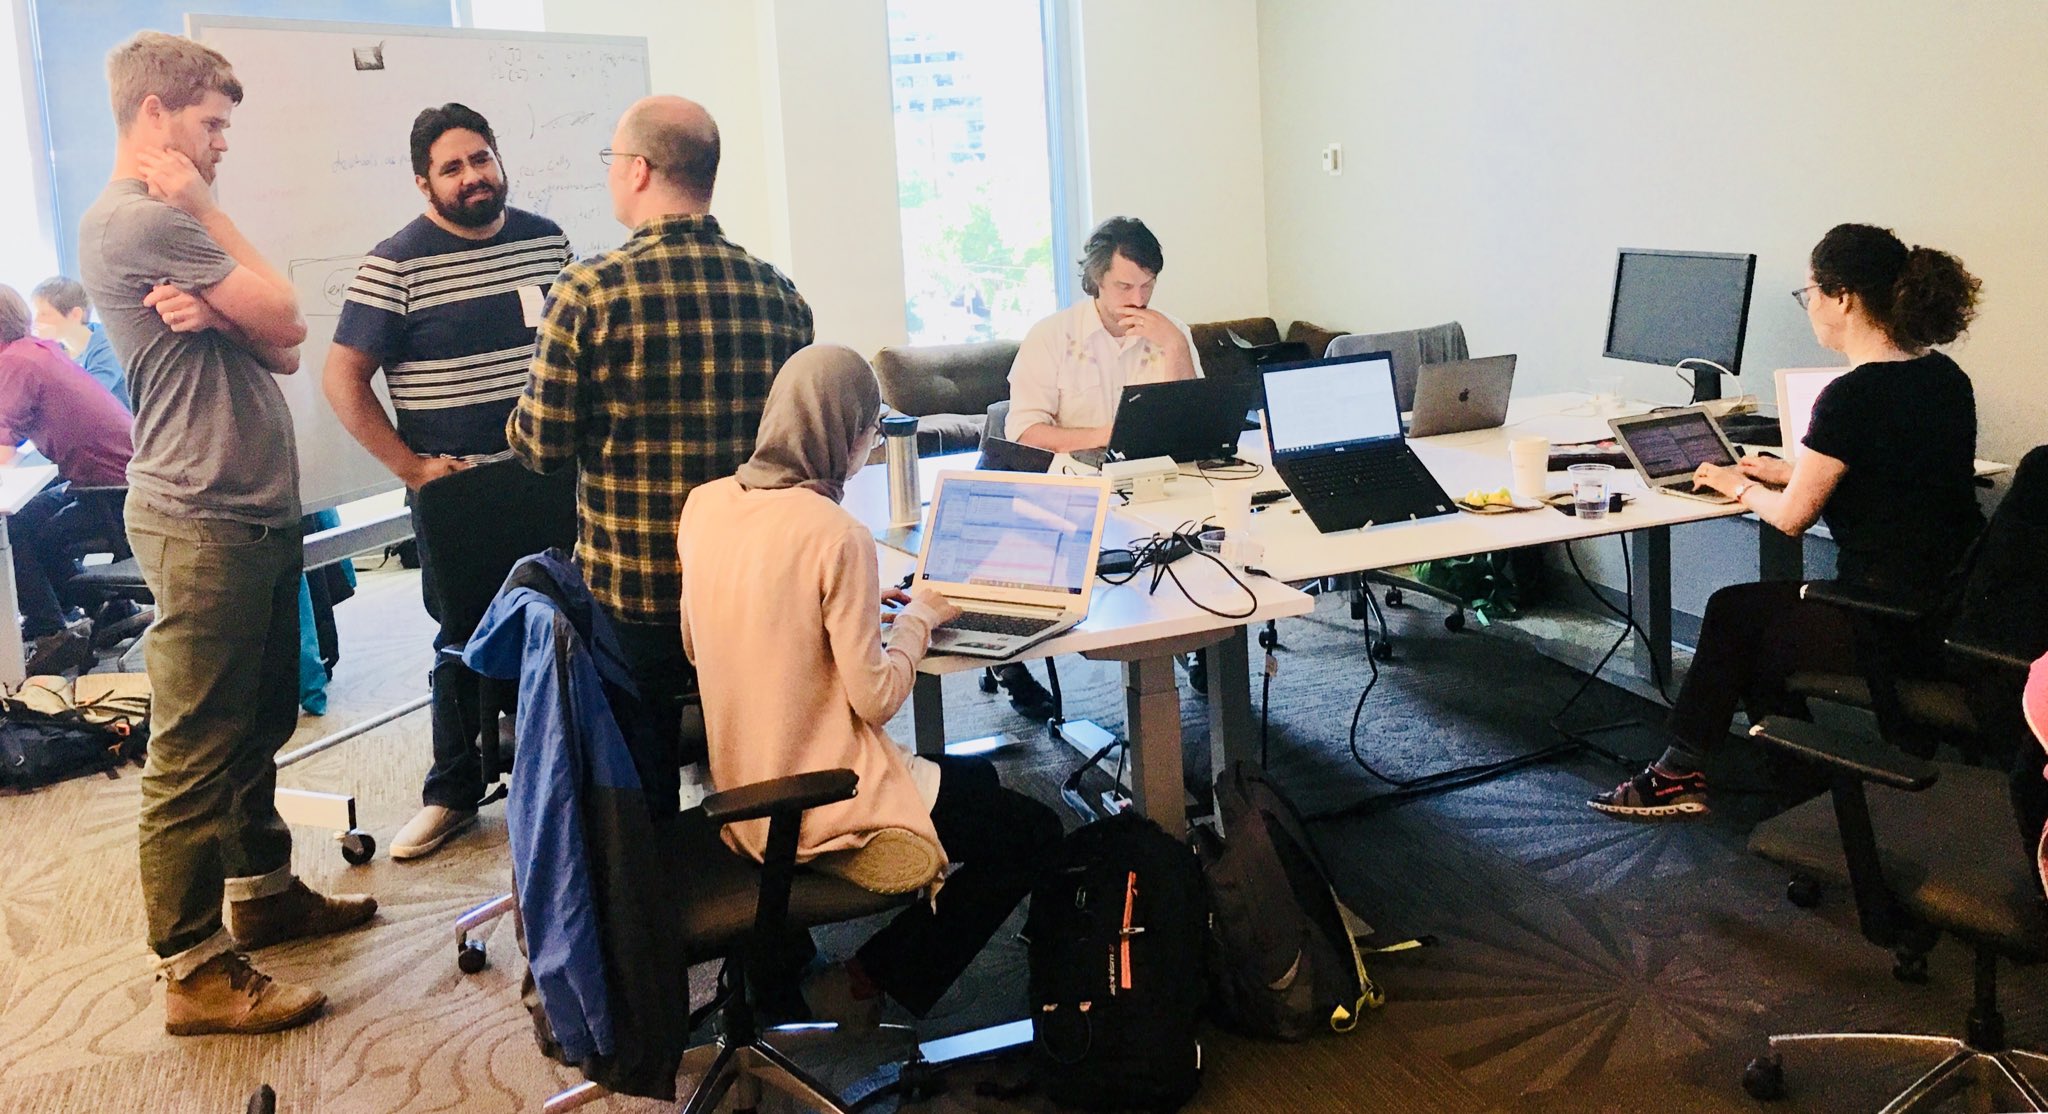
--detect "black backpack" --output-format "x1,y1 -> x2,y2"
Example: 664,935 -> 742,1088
1193,762 -> 1385,1040
1024,810 -> 1205,1112
0,694 -> 149,791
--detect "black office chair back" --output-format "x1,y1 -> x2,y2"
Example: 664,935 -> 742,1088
413,460 -> 579,645
1945,445 -> 2048,661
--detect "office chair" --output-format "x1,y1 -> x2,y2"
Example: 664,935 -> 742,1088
1321,324 -> 1476,654
410,459 -> 578,973
1741,447 -> 2048,1111
543,769 -> 926,1114
54,485 -> 156,647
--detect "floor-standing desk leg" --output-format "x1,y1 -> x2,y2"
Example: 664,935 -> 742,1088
1124,654 -> 1185,837
912,673 -> 947,758
1629,525 -> 1673,687
1758,523 -> 1804,583
0,516 -> 24,690
1208,626 -> 1255,775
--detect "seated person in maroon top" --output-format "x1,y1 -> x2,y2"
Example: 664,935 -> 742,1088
0,285 -> 136,665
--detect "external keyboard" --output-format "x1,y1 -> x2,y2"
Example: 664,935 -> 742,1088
941,611 -> 1060,637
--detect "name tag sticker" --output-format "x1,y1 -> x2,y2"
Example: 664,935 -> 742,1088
517,285 -> 546,328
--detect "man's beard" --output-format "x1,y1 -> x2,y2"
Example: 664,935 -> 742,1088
433,181 -> 507,228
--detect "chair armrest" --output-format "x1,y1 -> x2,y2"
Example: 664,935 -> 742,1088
1799,580 -> 1930,624
1748,717 -> 1938,791
1944,636 -> 2039,673
701,768 -> 858,826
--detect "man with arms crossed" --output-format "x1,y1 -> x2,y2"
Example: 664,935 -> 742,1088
996,216 -> 1204,713
325,103 -> 572,860
509,95 -> 812,809
77,31 -> 374,1037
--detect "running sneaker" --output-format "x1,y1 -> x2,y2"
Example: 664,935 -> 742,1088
1588,764 -> 1709,818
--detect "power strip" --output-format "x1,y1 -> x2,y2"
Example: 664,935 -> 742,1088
1701,394 -> 1759,418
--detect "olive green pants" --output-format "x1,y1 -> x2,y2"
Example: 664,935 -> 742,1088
127,503 -> 303,969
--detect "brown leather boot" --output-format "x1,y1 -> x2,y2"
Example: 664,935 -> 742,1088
164,951 -> 325,1036
227,879 -> 378,951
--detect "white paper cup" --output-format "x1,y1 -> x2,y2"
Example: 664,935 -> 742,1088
1510,436 -> 1550,498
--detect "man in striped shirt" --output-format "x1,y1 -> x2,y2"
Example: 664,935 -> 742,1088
509,95 -> 812,812
325,103 -> 572,859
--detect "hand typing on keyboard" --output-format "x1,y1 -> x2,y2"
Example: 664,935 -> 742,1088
1690,461 -> 1742,499
882,585 -> 959,629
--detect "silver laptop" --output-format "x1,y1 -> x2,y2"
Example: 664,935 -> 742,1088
1608,407 -> 1740,503
913,471 -> 1112,658
1407,354 -> 1517,437
1773,366 -> 1847,459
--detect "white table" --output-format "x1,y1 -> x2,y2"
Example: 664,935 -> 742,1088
0,464 -> 63,689
1113,393 -> 1751,683
844,458 -> 1314,835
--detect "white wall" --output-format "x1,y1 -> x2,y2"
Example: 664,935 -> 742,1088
1078,0 -> 1269,323
2,0 -> 58,298
1257,0 -> 2048,468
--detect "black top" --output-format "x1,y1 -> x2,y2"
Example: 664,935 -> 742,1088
1802,351 -> 1982,591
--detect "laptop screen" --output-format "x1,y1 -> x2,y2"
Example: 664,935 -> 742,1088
1262,352 -> 1403,455
1617,411 -> 1736,479
920,477 -> 1099,595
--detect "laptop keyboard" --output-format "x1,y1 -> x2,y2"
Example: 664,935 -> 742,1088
941,612 -> 1060,638
1286,451 -> 1429,498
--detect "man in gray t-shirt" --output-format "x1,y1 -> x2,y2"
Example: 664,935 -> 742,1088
74,30 -> 373,1039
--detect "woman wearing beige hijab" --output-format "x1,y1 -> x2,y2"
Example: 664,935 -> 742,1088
678,343 -> 1061,1021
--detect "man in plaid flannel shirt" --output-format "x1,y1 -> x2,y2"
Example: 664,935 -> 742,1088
508,95 -> 812,805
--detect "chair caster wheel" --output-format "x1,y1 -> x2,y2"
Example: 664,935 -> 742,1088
1444,611 -> 1466,632
1384,588 -> 1404,607
978,669 -> 998,695
1371,640 -> 1394,662
1785,876 -> 1821,908
340,831 -> 376,866
457,940 -> 489,974
1893,951 -> 1930,984
1741,1054 -> 1785,1101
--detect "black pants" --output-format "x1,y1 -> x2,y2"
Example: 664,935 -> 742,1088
611,616 -> 696,815
1663,580 -> 1857,764
856,754 -> 1062,1017
11,488 -> 93,638
412,498 -> 487,810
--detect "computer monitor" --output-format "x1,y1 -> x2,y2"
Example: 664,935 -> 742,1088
1602,248 -> 1758,401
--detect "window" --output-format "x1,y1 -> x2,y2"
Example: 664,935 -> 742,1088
1,4 -> 57,296
887,0 -> 1079,345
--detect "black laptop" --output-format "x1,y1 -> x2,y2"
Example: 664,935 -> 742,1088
1260,350 -> 1457,533
1072,375 -> 1262,469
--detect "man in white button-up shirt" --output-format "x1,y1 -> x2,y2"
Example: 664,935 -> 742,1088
1004,217 -> 1202,452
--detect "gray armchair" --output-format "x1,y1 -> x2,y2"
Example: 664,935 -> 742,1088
871,340 -> 1019,456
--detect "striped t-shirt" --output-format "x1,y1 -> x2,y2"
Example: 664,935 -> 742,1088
334,208 -> 571,458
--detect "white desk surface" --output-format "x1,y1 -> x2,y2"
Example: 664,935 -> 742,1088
1,464 -> 59,516
1113,393 -> 1749,583
842,456 -> 1314,678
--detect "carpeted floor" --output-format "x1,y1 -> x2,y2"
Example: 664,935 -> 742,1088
2,564 -> 2041,1113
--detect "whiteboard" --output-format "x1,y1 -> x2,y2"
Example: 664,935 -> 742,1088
188,15 -> 650,512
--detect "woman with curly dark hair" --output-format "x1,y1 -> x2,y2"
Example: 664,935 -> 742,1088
1593,223 -> 1985,818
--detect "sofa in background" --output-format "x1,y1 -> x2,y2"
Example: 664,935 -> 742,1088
872,318 -> 1350,456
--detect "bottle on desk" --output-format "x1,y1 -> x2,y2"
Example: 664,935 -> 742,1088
883,414 -> 921,527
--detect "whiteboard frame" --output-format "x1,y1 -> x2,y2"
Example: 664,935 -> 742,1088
184,13 -> 650,513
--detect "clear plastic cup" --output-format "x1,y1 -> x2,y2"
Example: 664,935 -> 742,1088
1569,463 -> 1612,520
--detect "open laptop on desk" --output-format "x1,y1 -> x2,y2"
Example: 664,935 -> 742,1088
1774,367 -> 1847,458
1070,375 -> 1263,470
1407,354 -> 1517,437
1608,407 -> 1741,503
1260,350 -> 1457,533
914,471 -> 1111,658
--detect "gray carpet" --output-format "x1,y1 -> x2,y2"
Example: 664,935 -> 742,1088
1,566 -> 2041,1113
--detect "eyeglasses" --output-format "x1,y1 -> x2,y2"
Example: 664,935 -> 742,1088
1791,285 -> 1822,310
598,148 -> 658,170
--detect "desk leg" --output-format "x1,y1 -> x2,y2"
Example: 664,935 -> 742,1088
1124,654 -> 1185,837
1208,626 -> 1254,775
1758,524 -> 1804,583
0,516 -> 23,691
912,673 -> 947,758
1629,525 -> 1672,686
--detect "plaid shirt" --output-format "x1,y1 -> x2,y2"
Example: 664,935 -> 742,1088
509,214 -> 813,623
